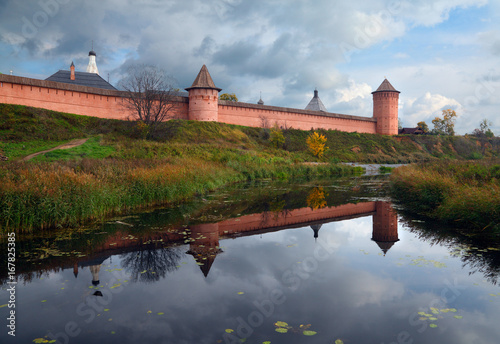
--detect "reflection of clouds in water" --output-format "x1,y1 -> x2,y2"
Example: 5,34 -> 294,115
326,217 -> 372,242
330,269 -> 406,307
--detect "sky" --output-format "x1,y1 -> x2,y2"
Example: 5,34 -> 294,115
0,0 -> 499,134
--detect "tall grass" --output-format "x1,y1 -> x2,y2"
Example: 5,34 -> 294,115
0,156 -> 360,232
390,160 -> 500,232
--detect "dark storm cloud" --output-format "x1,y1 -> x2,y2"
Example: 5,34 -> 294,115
0,0 -> 498,133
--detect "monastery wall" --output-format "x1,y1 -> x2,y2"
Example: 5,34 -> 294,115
0,73 -> 391,135
218,101 -> 377,133
0,74 -> 189,121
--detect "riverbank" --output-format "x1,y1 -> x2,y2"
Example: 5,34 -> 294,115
1,105 -> 365,232
1,104 -> 499,232
390,160 -> 500,233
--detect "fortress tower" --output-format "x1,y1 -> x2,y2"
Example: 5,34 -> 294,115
185,65 -> 222,121
372,79 -> 400,135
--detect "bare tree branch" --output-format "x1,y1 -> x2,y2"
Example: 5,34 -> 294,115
118,65 -> 178,129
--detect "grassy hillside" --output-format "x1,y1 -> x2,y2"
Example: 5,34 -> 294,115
1,103 -> 498,163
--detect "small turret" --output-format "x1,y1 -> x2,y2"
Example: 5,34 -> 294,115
185,65 -> 222,121
257,92 -> 264,105
305,89 -> 327,112
70,62 -> 75,80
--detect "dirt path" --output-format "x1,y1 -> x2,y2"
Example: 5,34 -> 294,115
22,138 -> 89,161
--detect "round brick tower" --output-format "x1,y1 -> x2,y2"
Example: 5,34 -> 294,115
372,79 -> 400,135
185,65 -> 222,122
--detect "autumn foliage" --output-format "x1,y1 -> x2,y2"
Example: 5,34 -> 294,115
306,131 -> 328,158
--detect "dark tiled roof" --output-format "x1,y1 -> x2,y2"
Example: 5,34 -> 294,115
305,89 -> 327,112
398,127 -> 424,135
185,65 -> 222,91
45,70 -> 117,90
372,78 -> 400,93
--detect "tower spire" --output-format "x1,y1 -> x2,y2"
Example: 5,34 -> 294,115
86,42 -> 99,74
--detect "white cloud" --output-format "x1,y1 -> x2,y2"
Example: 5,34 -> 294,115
335,79 -> 373,103
403,92 -> 462,127
399,0 -> 488,27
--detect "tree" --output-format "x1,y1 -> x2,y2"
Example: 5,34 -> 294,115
431,109 -> 457,136
306,131 -> 328,159
471,119 -> 495,138
269,123 -> 285,148
219,93 -> 238,101
119,65 -> 177,132
417,121 -> 429,133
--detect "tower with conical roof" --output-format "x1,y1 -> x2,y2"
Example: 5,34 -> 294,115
372,79 -> 399,135
86,49 -> 99,74
185,65 -> 222,121
305,89 -> 327,112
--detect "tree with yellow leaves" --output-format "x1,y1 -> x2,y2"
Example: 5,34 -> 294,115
431,109 -> 457,136
306,131 -> 328,158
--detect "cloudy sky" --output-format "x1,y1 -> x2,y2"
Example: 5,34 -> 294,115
1,0 -> 499,134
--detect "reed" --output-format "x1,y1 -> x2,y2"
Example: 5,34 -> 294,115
390,160 -> 500,232
0,156 -> 359,232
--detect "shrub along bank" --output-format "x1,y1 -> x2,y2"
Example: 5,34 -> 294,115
390,160 -> 500,233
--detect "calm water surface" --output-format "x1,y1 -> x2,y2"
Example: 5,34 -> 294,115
1,175 -> 500,344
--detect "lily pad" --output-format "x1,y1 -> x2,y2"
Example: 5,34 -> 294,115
429,324 -> 438,328
335,340 -> 344,344
275,328 -> 288,333
275,321 -> 288,327
302,330 -> 317,336
225,329 -> 234,333
454,315 -> 463,319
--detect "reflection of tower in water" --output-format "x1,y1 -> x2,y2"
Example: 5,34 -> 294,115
371,202 -> 399,255
310,224 -> 322,241
89,265 -> 101,286
186,223 -> 222,277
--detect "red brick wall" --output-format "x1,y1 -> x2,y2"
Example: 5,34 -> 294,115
1,74 -> 378,133
218,101 -> 377,133
0,75 -> 189,120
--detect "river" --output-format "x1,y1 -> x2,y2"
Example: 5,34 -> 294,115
1,174 -> 499,344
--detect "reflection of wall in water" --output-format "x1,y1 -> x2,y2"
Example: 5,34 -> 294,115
24,202 -> 399,282
188,201 -> 399,277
